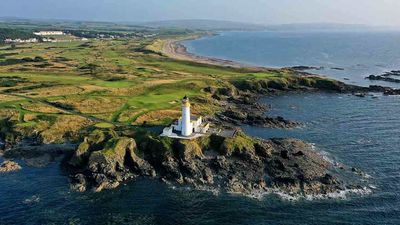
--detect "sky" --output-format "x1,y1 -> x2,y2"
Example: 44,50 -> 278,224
1,0 -> 400,27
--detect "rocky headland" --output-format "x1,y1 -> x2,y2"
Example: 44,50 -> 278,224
62,76 -> 374,198
67,128 -> 364,198
0,70 -> 390,199
1,35 -> 393,199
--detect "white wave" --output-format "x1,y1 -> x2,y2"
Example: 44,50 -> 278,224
315,149 -> 336,165
172,182 -> 372,202
363,173 -> 372,179
170,183 -> 220,196
265,186 -> 373,201
269,189 -> 301,201
369,185 -> 377,190
304,187 -> 372,201
23,195 -> 40,204
231,185 -> 373,202
197,186 -> 220,196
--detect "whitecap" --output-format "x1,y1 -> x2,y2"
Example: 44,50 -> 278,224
369,185 -> 377,190
363,173 -> 372,179
317,149 -> 336,165
304,187 -> 372,201
23,195 -> 40,204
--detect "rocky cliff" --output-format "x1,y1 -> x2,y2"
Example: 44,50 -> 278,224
68,129 -> 359,198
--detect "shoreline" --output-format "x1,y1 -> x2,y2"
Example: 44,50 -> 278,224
161,34 -> 334,74
0,35 -> 378,199
161,35 -> 400,96
161,34 -> 268,69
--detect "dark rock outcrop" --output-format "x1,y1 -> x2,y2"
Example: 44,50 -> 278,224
286,66 -> 324,71
366,70 -> 400,85
206,85 -> 301,129
331,67 -> 345,71
0,118 -> 21,151
230,76 -> 351,94
68,130 -> 354,198
70,173 -> 87,192
366,75 -> 400,83
217,108 -> 300,129
69,134 -> 156,192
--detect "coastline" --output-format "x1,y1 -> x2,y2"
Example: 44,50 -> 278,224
161,34 -> 267,69
161,35 -> 400,96
0,34 -> 378,199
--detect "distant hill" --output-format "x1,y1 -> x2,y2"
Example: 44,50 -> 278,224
141,19 -> 267,31
264,23 -> 379,31
141,21 -> 393,32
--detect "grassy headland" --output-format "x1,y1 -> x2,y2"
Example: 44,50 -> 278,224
0,32 -> 345,145
0,28 -> 368,197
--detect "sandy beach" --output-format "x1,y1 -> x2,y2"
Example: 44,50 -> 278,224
161,35 -> 265,69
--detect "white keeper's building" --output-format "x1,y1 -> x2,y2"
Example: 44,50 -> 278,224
161,96 -> 210,139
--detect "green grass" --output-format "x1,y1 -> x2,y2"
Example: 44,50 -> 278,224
94,122 -> 115,129
0,36 -> 317,140
0,72 -> 90,84
90,79 -> 136,88
111,103 -> 129,122
16,121 -> 37,127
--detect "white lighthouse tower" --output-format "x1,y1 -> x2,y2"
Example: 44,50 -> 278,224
181,96 -> 193,136
160,95 -> 210,139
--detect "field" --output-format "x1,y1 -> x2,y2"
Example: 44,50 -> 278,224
0,35 -> 299,143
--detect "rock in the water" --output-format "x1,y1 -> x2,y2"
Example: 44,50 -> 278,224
218,103 -> 300,129
70,174 -> 87,192
0,160 -> 22,173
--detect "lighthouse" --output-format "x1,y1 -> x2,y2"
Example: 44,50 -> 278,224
181,96 -> 193,136
161,96 -> 210,139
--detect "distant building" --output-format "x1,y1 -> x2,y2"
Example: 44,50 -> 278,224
4,38 -> 38,43
161,96 -> 210,139
41,38 -> 54,42
34,31 -> 64,36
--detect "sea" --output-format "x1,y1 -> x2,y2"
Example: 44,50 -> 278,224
1,30 -> 400,225
184,30 -> 400,89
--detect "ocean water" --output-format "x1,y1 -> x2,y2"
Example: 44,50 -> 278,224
184,30 -> 400,88
1,93 -> 400,225
2,32 -> 400,224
